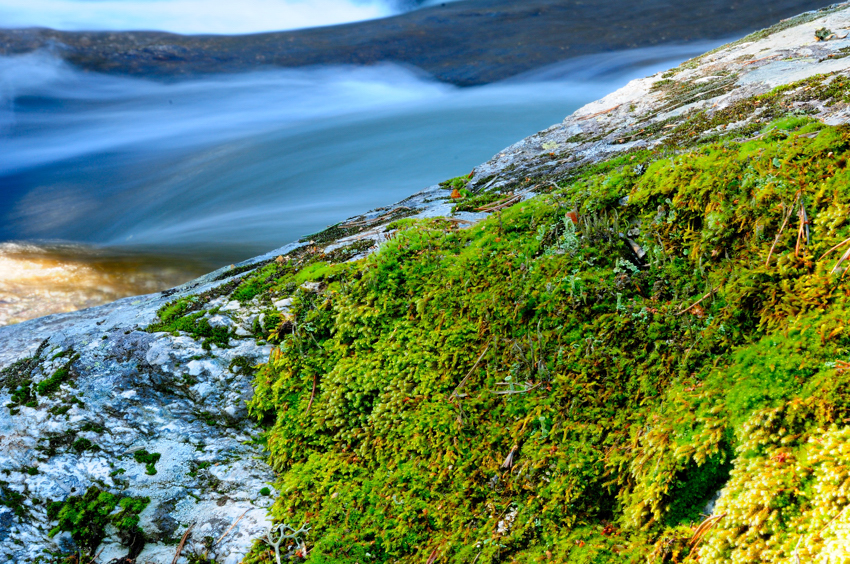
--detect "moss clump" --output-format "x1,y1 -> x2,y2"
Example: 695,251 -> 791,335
147,307 -> 233,350
71,437 -> 99,454
133,449 -> 161,475
321,240 -> 376,263
1,340 -> 49,413
0,484 -> 27,518
240,113 -> 850,563
47,486 -> 149,556
439,174 -> 473,191
451,190 -> 504,213
36,354 -> 80,396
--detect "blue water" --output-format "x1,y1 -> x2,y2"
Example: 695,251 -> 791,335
0,42 -> 720,265
0,0 -> 460,34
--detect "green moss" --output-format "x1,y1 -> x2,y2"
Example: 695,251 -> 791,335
133,449 -> 161,475
47,485 -> 149,555
36,354 -> 80,396
439,174 -> 473,191
71,437 -> 99,454
0,484 -> 27,518
187,461 -> 212,477
260,487 -> 271,496
239,114 -> 850,564
451,190 -> 504,213
147,311 -> 233,350
321,240 -> 376,263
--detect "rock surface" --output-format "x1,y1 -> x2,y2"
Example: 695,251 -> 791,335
4,3 -> 850,562
0,0 -> 828,85
468,1 -> 850,188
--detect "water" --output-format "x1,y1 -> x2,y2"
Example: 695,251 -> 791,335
0,0 -> 460,34
0,41 -> 720,324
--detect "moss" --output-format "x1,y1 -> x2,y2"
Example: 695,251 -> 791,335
47,486 -> 149,556
451,190 -> 504,213
212,260 -> 266,282
2,339 -> 50,413
238,113 -> 850,564
302,206 -> 419,246
133,449 -> 161,475
36,354 -> 80,396
145,276 -> 247,346
321,239 -> 376,263
260,487 -> 271,496
71,437 -> 99,454
187,461 -> 212,477
439,173 -> 473,191
0,484 -> 27,518
228,356 -> 257,377
147,311 -> 233,350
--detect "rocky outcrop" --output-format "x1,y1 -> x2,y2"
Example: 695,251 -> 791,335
468,1 -> 850,189
4,3 -> 850,562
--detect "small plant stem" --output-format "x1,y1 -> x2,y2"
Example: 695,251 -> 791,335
765,193 -> 800,266
214,508 -> 250,547
677,288 -> 716,316
449,343 -> 490,400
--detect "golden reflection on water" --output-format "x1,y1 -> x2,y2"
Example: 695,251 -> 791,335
0,243 -> 212,326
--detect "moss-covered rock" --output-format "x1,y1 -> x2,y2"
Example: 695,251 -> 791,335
239,111 -> 850,563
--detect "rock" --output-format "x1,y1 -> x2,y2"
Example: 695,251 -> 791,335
273,298 -> 293,310
467,2 -> 850,191
51,530 -> 77,553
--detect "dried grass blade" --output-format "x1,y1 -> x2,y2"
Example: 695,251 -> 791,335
766,195 -> 799,266
677,289 -> 716,316
449,344 -> 490,400
172,522 -> 195,564
831,245 -> 850,274
214,508 -> 250,547
819,236 -> 850,261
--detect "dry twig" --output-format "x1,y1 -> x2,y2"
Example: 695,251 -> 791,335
340,206 -> 411,228
577,104 -> 622,121
793,503 -> 850,563
684,513 -> 725,561
449,344 -> 490,400
677,289 -> 716,316
766,194 -> 800,266
306,373 -> 318,412
795,200 -> 810,257
214,508 -> 250,547
172,523 -> 195,564
818,236 -> 850,261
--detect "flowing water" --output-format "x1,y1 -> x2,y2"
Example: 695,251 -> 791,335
0,41 -> 721,324
0,0 -> 460,34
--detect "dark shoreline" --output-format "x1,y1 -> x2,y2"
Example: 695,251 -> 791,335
0,0 -> 833,85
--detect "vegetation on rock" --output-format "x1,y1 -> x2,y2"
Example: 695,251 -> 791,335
46,486 -> 149,556
214,103 -> 850,563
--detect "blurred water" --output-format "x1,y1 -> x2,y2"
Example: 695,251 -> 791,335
0,42 -> 719,257
0,40 -> 720,323
0,0 -> 387,34
0,0 -> 465,34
